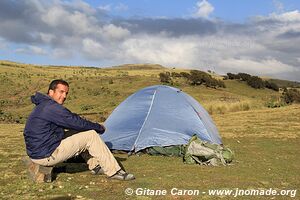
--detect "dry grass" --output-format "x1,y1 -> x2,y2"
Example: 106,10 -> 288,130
0,105 -> 300,199
1,60 -> 299,199
213,104 -> 300,139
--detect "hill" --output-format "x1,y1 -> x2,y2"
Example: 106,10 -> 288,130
0,60 -> 297,123
111,63 -> 166,70
1,60 -> 299,199
268,78 -> 300,88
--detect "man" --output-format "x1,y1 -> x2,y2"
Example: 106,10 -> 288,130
24,79 -> 134,181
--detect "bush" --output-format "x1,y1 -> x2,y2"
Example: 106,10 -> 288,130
80,104 -> 94,111
217,80 -> 226,88
189,70 -> 225,88
238,73 -> 252,82
227,72 -> 277,90
227,73 -> 240,80
180,72 -> 191,79
282,89 -> 300,104
171,72 -> 181,77
159,72 -> 172,84
266,101 -> 286,108
246,76 -> 265,89
265,81 -> 279,91
189,71 -> 204,84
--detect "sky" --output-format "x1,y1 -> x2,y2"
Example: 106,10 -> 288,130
1,0 -> 300,81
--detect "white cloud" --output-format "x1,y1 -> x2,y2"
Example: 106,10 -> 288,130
0,38 -> 7,49
82,38 -> 105,59
41,5 -> 98,35
30,46 -> 47,55
41,6 -> 67,27
194,0 -> 214,18
39,33 -> 55,43
1,1 -> 300,81
275,10 -> 300,22
63,0 -> 96,15
255,10 -> 300,22
15,45 -> 47,55
98,4 -> 111,12
219,58 -> 296,75
52,48 -> 72,59
119,35 -> 202,67
98,3 -> 128,13
273,0 -> 284,13
102,24 -> 130,40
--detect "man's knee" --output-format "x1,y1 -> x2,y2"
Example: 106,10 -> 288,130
85,130 -> 103,141
86,130 -> 98,137
85,130 -> 107,145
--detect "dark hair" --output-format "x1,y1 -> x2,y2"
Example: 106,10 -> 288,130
48,79 -> 69,94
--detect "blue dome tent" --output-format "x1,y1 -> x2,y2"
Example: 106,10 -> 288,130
101,85 -> 222,153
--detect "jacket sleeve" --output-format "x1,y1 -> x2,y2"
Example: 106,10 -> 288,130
43,102 -> 105,134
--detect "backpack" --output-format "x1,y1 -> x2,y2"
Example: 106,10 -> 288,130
183,135 -> 234,166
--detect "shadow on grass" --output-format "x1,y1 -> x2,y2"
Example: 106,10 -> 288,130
49,196 -> 77,200
51,156 -> 127,181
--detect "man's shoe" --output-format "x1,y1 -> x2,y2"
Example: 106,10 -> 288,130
109,170 -> 135,181
91,165 -> 105,175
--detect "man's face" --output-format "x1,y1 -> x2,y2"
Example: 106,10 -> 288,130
48,83 -> 69,105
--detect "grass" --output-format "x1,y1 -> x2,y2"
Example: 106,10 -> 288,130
0,105 -> 299,199
0,60 -> 299,199
0,60 -> 284,123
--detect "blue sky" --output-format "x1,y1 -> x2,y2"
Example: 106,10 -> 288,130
1,0 -> 300,81
86,0 -> 299,21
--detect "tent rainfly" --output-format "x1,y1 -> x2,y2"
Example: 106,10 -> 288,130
101,85 -> 222,153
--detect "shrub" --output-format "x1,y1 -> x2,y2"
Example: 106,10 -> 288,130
189,70 -> 209,85
266,101 -> 286,108
180,72 -> 191,79
265,81 -> 279,91
80,104 -> 94,111
282,89 -> 300,104
171,72 -> 181,77
227,73 -> 240,80
189,70 -> 225,88
159,72 -> 172,84
217,80 -> 226,88
228,102 -> 250,112
238,73 -> 252,82
246,76 -> 265,89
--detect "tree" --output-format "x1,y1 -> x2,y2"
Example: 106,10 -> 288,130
238,73 -> 252,82
246,76 -> 265,89
189,70 -> 225,88
227,73 -> 240,80
180,72 -> 191,79
282,89 -> 300,104
265,81 -> 279,91
159,72 -> 172,84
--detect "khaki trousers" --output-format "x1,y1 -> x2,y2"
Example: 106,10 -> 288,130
31,130 -> 121,177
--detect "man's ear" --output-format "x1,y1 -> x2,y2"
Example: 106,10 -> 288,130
48,89 -> 54,97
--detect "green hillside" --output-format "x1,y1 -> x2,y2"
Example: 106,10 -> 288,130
0,60 -> 296,123
1,60 -> 300,200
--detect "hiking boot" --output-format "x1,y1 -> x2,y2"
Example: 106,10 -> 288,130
109,170 -> 135,181
91,165 -> 104,175
22,156 -> 53,183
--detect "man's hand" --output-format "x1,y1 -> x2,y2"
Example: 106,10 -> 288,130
99,123 -> 106,134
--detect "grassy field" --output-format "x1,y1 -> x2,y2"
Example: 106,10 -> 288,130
0,61 -> 299,199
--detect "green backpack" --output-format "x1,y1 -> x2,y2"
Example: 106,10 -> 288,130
183,135 -> 234,166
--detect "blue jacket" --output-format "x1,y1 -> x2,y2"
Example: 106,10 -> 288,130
24,92 -> 105,159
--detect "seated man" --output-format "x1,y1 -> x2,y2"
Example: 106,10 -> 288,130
23,79 -> 134,181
